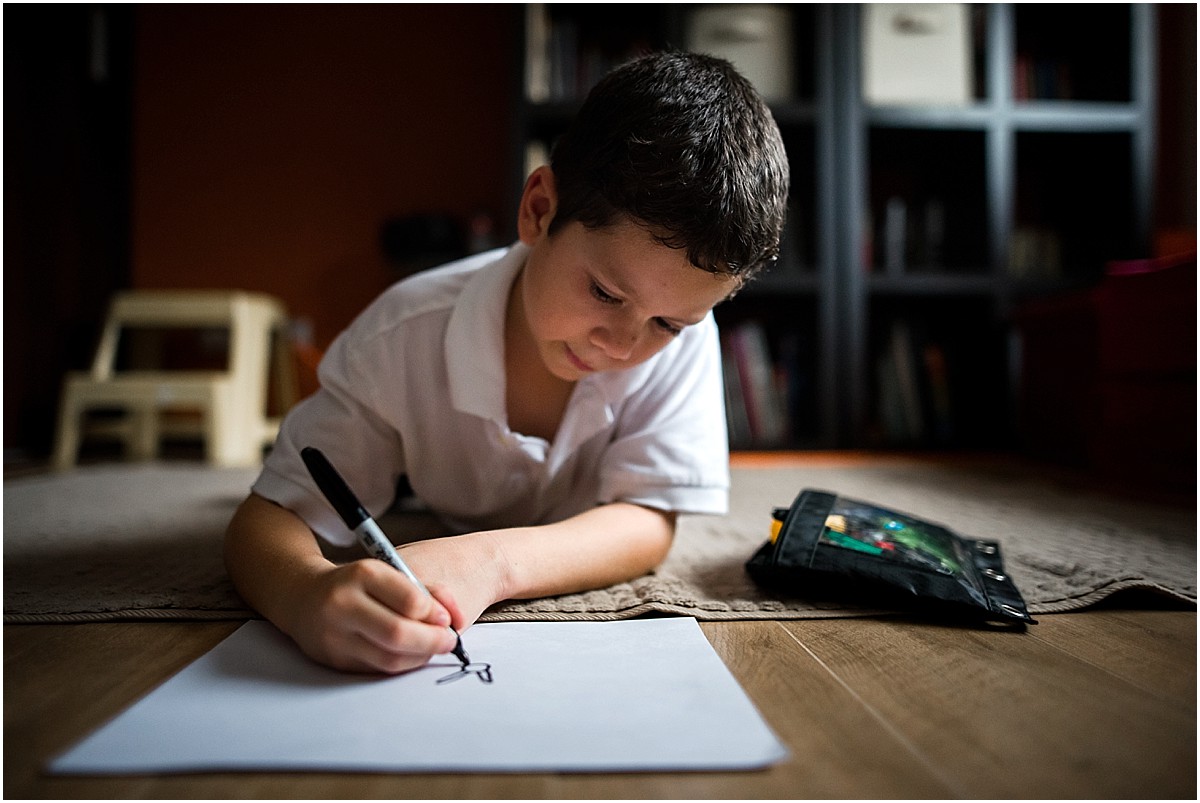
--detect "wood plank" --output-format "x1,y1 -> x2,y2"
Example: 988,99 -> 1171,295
546,621 -> 952,799
689,620 -> 954,799
1026,608 -> 1197,705
4,622 -> 241,799
781,612 -> 1196,798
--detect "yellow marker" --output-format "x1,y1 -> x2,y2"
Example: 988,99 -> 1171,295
770,517 -> 784,543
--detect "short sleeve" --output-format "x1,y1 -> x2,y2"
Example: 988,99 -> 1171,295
252,326 -> 406,548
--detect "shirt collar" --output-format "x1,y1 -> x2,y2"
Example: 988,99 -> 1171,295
444,243 -> 528,422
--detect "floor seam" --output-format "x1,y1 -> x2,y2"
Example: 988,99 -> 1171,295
774,620 -> 970,799
1027,628 -> 1196,713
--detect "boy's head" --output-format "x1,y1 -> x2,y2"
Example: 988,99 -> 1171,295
549,51 -> 790,283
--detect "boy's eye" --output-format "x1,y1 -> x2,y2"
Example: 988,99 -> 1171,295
590,279 -> 681,336
654,318 -> 683,337
590,281 -> 620,305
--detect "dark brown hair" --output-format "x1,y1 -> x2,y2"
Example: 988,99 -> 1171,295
550,51 -> 790,279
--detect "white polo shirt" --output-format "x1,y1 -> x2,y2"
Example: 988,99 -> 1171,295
253,243 -> 730,548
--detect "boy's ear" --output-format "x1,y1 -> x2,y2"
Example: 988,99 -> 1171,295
517,165 -> 558,246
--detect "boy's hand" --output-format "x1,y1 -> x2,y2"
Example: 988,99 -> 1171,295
394,532 -> 509,632
226,494 -> 671,676
224,493 -> 474,676
287,558 -> 464,675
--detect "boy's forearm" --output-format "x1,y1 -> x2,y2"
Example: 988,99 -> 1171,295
488,502 -> 676,602
224,493 -> 330,631
226,494 -> 675,630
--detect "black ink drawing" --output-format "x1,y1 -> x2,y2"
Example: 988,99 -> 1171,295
437,662 -> 494,685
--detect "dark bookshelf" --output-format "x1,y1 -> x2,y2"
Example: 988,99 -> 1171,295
512,4 -> 1157,452
867,128 -> 990,275
841,3 -> 1154,450
1014,131 -> 1139,278
1014,3 -> 1133,102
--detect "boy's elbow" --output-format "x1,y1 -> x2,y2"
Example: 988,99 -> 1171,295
639,507 -> 677,571
222,494 -> 259,578
224,493 -> 262,545
222,493 -> 291,577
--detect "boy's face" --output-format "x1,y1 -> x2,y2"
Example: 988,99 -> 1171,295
513,168 -> 737,383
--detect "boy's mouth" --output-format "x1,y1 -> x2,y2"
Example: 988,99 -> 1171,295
564,344 -> 595,373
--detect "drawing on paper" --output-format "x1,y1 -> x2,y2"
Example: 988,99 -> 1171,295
437,662 -> 494,685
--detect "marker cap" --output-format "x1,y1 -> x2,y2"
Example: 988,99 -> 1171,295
300,447 -> 370,531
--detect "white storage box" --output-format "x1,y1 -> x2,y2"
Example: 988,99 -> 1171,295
686,5 -> 795,101
862,4 -> 972,106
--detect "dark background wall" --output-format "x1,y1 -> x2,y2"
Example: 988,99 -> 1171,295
1156,2 -> 1197,236
131,5 -> 515,346
5,4 -> 516,457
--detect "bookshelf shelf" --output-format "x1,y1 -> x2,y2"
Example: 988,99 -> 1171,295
745,273 -> 823,296
1008,103 -> 1146,131
867,275 -> 997,296
525,101 -> 581,120
767,103 -> 820,127
866,105 -> 996,130
867,103 -> 1147,132
512,3 -> 1156,452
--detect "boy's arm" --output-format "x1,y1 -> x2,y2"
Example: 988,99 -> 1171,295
224,493 -> 464,674
398,501 -> 675,607
226,495 -> 673,672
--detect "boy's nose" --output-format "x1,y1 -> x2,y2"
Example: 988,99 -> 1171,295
592,324 -> 638,361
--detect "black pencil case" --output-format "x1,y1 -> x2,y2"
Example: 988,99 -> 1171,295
746,488 -> 1036,626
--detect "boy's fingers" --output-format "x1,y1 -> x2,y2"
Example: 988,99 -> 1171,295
355,561 -> 451,626
334,632 -> 445,675
353,611 -> 458,662
427,582 -> 467,632
345,563 -> 457,654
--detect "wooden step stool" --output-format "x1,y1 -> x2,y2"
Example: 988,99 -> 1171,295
52,290 -> 298,470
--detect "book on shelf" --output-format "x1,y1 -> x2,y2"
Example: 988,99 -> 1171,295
875,320 -> 955,446
883,197 -> 907,275
1013,53 -> 1074,101
1007,225 -> 1063,279
921,340 -> 953,444
920,198 -> 946,269
720,336 -> 753,449
875,196 -> 948,273
524,3 -> 651,103
722,321 -> 790,448
887,320 -> 924,442
775,329 -> 814,442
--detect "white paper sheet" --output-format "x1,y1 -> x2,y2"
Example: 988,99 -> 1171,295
51,617 -> 788,774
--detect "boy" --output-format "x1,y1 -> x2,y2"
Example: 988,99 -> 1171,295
224,51 -> 789,674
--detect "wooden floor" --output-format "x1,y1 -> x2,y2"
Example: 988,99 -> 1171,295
5,602 -> 1195,798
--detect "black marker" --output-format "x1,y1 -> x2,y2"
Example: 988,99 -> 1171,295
300,446 -> 469,667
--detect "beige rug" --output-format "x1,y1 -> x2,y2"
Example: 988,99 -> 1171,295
4,457 -> 1195,624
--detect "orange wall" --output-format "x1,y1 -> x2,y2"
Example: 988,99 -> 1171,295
133,5 -> 515,349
